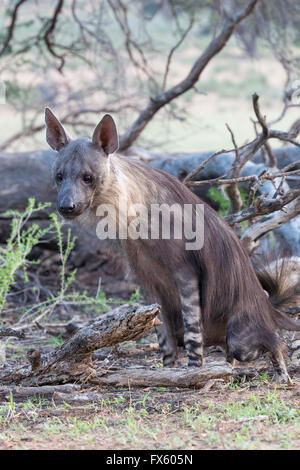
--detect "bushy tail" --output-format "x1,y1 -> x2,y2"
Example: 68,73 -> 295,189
253,255 -> 300,331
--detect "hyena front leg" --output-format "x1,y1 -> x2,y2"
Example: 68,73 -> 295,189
155,302 -> 178,367
155,320 -> 177,367
175,269 -> 203,367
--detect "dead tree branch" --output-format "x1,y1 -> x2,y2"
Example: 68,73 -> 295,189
268,83 -> 300,127
185,94 -> 300,232
225,123 -> 243,215
107,0 -> 156,86
118,0 -> 259,151
0,328 -> 25,339
0,303 -> 235,388
189,169 -> 300,188
0,103 -> 138,152
0,0 -> 28,57
43,0 -> 65,72
0,303 -> 161,386
183,92 -> 296,189
162,14 -> 195,91
0,384 -> 81,401
89,362 -> 233,389
225,187 -> 300,226
241,195 -> 300,252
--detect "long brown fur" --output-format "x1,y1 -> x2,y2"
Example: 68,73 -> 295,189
253,255 -> 300,332
253,255 -> 300,311
45,109 -> 300,383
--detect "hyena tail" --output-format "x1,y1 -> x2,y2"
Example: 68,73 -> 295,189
253,255 -> 300,331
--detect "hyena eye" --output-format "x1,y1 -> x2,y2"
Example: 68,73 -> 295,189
83,174 -> 93,184
56,173 -> 63,183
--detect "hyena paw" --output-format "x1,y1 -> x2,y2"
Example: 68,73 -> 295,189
162,356 -> 177,368
187,358 -> 203,368
226,356 -> 238,367
275,372 -> 293,385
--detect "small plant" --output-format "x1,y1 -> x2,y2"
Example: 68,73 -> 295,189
0,198 -> 116,328
0,199 -> 52,315
50,334 -> 64,347
208,186 -> 249,217
259,372 -> 271,384
49,212 -> 77,302
129,287 -> 141,304
208,187 -> 230,216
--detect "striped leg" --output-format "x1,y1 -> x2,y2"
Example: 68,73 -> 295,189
175,270 -> 203,367
268,349 -> 292,384
155,310 -> 178,367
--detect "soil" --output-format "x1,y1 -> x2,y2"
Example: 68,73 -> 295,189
0,248 -> 299,451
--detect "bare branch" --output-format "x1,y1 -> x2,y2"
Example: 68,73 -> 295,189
252,92 -> 269,137
183,148 -> 234,185
225,123 -> 243,214
225,187 -> 300,226
107,0 -> 156,86
0,0 -> 28,57
241,194 -> 300,252
119,0 -> 259,151
190,169 -> 300,188
43,0 -> 65,72
188,95 -> 300,194
0,103 -> 139,152
162,15 -> 195,91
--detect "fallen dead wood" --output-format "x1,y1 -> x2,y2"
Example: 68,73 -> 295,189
52,391 -> 104,405
0,302 -> 235,390
112,342 -> 160,357
0,303 -> 161,386
0,384 -> 81,401
0,328 -> 25,339
0,362 -> 233,393
88,362 -> 233,389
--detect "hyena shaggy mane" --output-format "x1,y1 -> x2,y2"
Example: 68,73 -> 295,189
45,108 -> 300,383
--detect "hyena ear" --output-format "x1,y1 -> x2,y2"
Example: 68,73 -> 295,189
45,107 -> 70,151
92,114 -> 119,155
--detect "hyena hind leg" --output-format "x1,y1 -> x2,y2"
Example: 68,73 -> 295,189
267,347 -> 292,384
226,320 -> 264,363
175,269 -> 203,368
225,352 -> 238,368
227,319 -> 292,384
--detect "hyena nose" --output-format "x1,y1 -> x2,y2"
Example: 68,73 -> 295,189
58,201 -> 76,216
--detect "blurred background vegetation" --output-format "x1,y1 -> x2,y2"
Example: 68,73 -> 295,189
1,0 -> 300,153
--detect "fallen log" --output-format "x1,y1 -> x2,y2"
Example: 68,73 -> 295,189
0,328 -> 25,339
0,302 -> 235,389
0,384 -> 81,401
0,303 -> 161,386
89,362 -> 233,389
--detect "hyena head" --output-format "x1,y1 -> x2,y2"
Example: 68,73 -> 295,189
45,108 -> 119,220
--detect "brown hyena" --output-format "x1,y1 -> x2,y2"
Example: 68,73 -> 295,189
45,108 -> 300,383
